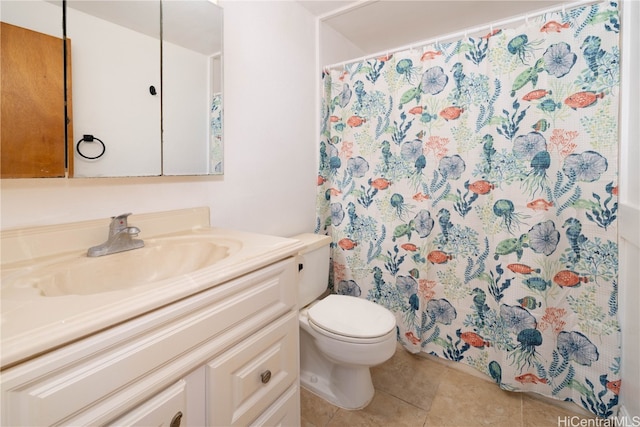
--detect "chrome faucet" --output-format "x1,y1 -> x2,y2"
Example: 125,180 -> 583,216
87,213 -> 144,257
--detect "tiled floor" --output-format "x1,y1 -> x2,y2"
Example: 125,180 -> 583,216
301,343 -> 593,427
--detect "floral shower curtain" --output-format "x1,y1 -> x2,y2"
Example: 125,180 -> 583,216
316,1 -> 621,417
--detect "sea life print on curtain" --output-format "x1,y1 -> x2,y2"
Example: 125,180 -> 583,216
316,1 -> 620,417
210,93 -> 223,173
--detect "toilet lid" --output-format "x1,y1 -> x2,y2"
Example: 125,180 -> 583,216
307,294 -> 396,339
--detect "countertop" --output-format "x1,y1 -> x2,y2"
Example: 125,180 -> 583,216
0,208 -> 304,368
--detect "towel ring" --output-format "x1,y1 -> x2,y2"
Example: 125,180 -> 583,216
76,134 -> 106,160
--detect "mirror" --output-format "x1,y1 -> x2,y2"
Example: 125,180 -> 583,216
66,1 -> 162,177
67,0 -> 223,177
162,0 -> 223,175
0,0 -> 223,178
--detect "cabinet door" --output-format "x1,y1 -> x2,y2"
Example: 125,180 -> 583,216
0,22 -> 67,178
206,312 -> 299,426
106,380 -> 186,427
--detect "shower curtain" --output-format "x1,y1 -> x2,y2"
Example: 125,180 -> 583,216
316,1 -> 621,417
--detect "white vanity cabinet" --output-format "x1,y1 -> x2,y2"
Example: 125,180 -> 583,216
0,258 -> 300,426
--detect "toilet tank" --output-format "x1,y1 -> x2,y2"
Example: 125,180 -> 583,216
292,233 -> 331,308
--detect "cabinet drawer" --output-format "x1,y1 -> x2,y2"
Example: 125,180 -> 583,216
207,311 -> 299,426
1,259 -> 296,426
107,380 -> 186,427
250,384 -> 300,427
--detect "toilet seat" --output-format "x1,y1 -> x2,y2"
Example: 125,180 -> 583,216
307,294 -> 396,340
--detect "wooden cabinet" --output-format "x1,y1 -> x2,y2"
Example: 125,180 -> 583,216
0,258 -> 300,426
0,22 -> 73,178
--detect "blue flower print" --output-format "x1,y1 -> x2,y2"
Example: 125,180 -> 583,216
336,279 -> 362,297
413,209 -> 435,238
330,203 -> 344,226
557,331 -> 599,366
500,304 -> 537,333
339,84 -> 352,107
401,139 -> 424,163
513,132 -> 547,161
347,156 -> 369,178
438,155 -> 466,180
396,275 -> 418,296
427,299 -> 457,324
528,220 -> 560,256
328,144 -> 341,172
562,151 -> 608,182
544,42 -> 577,78
421,66 -> 449,95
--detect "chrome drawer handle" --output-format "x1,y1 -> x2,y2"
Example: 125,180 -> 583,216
260,370 -> 272,384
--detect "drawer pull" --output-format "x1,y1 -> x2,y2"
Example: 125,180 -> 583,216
170,411 -> 183,427
260,370 -> 272,384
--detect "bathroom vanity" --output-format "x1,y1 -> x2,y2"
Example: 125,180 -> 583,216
0,208 -> 303,426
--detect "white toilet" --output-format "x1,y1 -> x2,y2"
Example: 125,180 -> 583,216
294,233 -> 397,410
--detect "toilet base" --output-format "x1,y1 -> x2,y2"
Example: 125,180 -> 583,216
300,363 -> 375,410
299,325 -> 389,410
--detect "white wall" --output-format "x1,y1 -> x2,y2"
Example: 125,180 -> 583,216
319,22 -> 364,68
0,0 -> 318,238
618,0 -> 640,419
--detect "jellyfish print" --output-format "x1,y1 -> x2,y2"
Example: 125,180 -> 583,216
521,150 -> 551,197
390,193 -> 414,220
396,58 -> 421,85
509,328 -> 544,369
507,34 -> 543,65
493,199 -> 530,234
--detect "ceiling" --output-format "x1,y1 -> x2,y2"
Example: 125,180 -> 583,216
64,0 -> 223,55
297,0 -> 568,55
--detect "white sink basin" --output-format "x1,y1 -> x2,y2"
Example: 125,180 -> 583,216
6,236 -> 242,297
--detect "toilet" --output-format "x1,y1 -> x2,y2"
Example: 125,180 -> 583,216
294,233 -> 397,410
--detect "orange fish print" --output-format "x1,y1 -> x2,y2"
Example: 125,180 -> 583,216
377,54 -> 393,62
413,192 -> 430,202
427,250 -> 453,264
439,106 -> 464,121
465,180 -> 495,195
369,177 -> 391,190
460,332 -> 490,348
317,175 -> 326,185
507,263 -> 541,274
611,186 -> 618,196
338,238 -> 357,250
515,373 -> 548,384
522,89 -> 552,101
481,28 -> 502,39
329,115 -> 340,122
540,20 -> 570,33
408,106 -> 423,115
527,199 -> 554,211
338,70 -> 349,81
328,188 -> 342,196
405,331 -> 420,345
564,91 -> 605,109
401,243 -> 418,251
347,116 -> 367,127
606,380 -> 621,395
554,270 -> 589,287
420,50 -> 442,61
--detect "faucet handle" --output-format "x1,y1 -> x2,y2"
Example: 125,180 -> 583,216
110,213 -> 133,233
